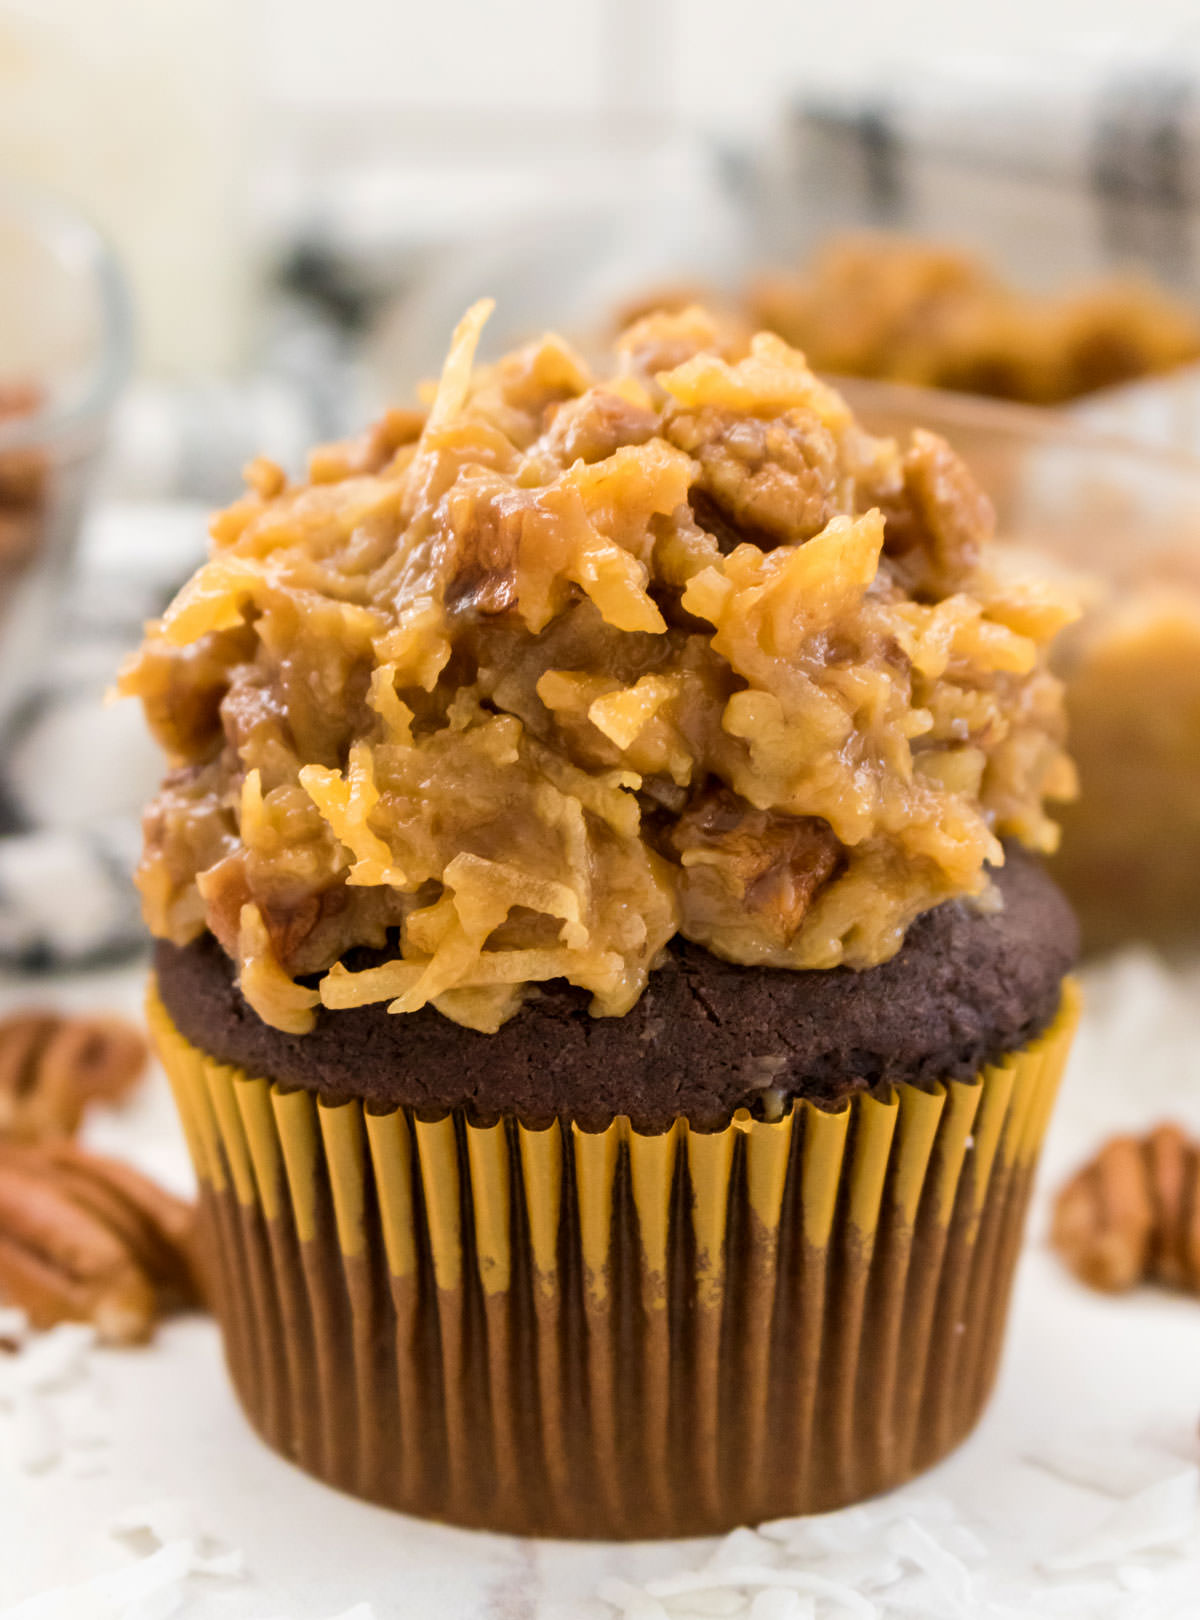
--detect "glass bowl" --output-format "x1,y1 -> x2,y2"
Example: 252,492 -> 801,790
0,185 -> 133,750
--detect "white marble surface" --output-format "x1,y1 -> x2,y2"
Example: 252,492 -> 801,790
1,950 -> 1199,1618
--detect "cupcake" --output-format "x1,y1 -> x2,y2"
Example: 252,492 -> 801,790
127,302 -> 1081,1538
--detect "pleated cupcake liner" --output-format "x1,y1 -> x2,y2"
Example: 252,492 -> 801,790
148,978 -> 1080,1540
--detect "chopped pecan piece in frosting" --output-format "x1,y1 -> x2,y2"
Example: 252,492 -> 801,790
122,300 -> 1077,1034
669,787 -> 841,955
543,389 -> 659,466
664,405 -> 842,545
878,428 -> 993,599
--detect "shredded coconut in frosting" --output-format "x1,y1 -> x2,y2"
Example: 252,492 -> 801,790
598,1461 -> 1200,1620
122,303 -> 1077,1034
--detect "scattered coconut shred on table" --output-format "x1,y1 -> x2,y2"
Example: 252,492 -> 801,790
0,955 -> 1198,1615
0,1547 -> 375,1620
597,1461 -> 1200,1620
0,1313 -> 375,1620
0,1512 -> 372,1620
0,1314 -> 111,1478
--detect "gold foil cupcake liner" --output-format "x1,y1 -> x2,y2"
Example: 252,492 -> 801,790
148,979 -> 1080,1539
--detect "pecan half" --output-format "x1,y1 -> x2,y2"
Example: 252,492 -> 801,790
0,1141 -> 202,1344
1051,1124 -> 1200,1295
0,1011 -> 148,1143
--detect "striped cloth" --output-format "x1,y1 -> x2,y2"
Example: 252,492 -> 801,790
751,43 -> 1200,296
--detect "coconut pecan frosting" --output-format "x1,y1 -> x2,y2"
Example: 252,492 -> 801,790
122,303 -> 1077,1034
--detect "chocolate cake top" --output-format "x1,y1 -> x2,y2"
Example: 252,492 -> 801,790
155,845 -> 1076,1131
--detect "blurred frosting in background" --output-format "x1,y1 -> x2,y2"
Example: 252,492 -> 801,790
9,4 -> 1200,475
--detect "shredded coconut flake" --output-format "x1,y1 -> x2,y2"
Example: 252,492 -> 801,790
254,1607 -> 378,1620
644,1568 -> 877,1620
424,297 -> 495,433
708,1531 -> 783,1572
884,1517 -> 974,1606
1024,1437 -> 1188,1499
109,1497 -> 246,1579
0,1539 -> 196,1620
0,1508 -> 247,1620
1041,1468 -> 1200,1572
599,1455 -> 1200,1620
10,1396 -> 59,1474
748,1594 -> 814,1620
0,1321 -> 110,1480
6,1323 -> 94,1394
0,1307 -> 29,1347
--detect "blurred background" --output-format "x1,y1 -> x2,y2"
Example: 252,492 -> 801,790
4,0 -> 1200,969
8,3 -> 1200,399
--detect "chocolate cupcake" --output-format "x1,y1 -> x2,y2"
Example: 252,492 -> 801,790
128,301 -> 1081,1537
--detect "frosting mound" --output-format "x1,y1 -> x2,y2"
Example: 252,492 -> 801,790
123,303 -> 1077,1035
749,234 -> 1200,404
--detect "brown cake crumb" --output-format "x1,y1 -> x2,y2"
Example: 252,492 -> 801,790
122,302 -> 1077,1035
